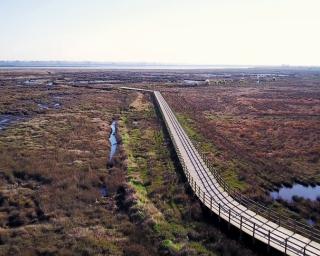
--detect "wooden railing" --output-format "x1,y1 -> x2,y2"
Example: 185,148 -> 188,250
196,144 -> 320,243
119,87 -> 320,256
154,90 -> 320,256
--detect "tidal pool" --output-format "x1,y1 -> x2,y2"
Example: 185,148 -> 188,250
270,184 -> 320,202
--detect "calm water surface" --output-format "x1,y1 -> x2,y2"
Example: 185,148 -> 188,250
100,121 -> 118,197
0,115 -> 20,130
109,121 -> 118,160
270,184 -> 320,202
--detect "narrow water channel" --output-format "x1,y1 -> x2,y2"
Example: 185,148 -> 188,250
109,121 -> 118,160
100,121 -> 118,197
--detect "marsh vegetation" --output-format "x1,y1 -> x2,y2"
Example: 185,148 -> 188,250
0,69 -> 319,255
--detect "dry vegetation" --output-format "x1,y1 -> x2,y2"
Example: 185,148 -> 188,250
0,70 -> 145,255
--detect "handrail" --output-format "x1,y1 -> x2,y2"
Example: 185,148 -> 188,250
170,91 -> 320,231
191,124 -> 320,242
154,90 -> 320,256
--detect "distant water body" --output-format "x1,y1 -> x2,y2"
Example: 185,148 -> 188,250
0,65 -> 250,70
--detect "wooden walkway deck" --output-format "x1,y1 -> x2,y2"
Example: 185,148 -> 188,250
121,87 -> 320,256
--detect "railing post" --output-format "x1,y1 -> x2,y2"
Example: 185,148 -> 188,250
228,209 -> 231,230
284,238 -> 287,254
203,191 -> 205,202
310,227 -> 314,240
210,197 -> 212,210
267,230 -> 271,252
239,215 -> 243,240
252,223 -> 256,241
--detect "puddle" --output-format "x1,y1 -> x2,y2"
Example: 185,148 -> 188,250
109,121 -> 118,160
183,80 -> 203,86
38,103 -> 49,110
307,218 -> 316,226
37,102 -> 61,110
100,185 -> 108,197
24,80 -> 34,85
0,115 -> 20,130
270,183 -> 320,202
53,103 -> 61,108
24,79 -> 44,85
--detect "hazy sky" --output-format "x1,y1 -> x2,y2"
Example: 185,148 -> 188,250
1,0 -> 320,65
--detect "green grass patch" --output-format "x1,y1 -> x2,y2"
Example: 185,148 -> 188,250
220,160 -> 248,191
161,239 -> 183,252
190,241 -> 216,255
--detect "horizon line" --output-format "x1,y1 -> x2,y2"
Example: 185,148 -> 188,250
1,60 -> 320,68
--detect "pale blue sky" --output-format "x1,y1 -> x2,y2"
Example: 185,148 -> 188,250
1,0 -> 320,65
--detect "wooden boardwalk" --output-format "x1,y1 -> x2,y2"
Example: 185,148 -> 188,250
121,87 -> 320,256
